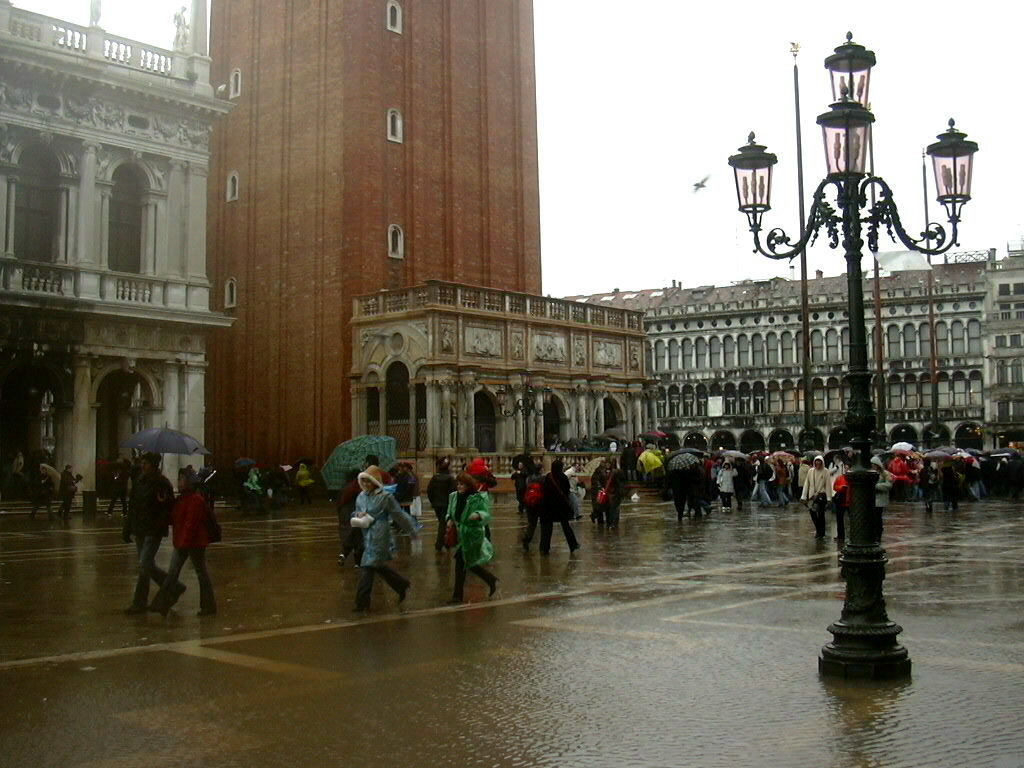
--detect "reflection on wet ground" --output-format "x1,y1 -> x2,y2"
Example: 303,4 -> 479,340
1,494 -> 1022,767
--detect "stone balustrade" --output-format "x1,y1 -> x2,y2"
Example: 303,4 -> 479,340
1,258 -> 212,315
7,6 -> 178,79
354,280 -> 643,332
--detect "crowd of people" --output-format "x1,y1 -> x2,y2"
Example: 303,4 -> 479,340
6,434 -> 1022,619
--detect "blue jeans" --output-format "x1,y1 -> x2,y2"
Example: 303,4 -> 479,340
153,547 -> 216,614
131,535 -> 167,609
753,480 -> 773,505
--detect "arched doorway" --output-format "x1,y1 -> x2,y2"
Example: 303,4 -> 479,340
473,391 -> 496,453
684,432 -> 708,450
603,396 -> 622,430
710,430 -> 736,450
384,362 -> 410,450
797,428 -> 824,452
739,429 -> 765,454
954,422 -> 983,450
0,363 -> 64,499
543,398 -> 564,447
889,424 -> 918,447
769,429 -> 796,452
828,427 -> 851,449
95,370 -> 150,462
923,423 -> 951,447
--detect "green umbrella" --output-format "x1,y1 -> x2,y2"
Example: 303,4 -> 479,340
321,435 -> 397,490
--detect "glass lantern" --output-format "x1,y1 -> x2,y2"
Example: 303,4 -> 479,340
816,101 -> 874,176
927,119 -> 979,220
727,133 -> 777,230
824,33 -> 875,107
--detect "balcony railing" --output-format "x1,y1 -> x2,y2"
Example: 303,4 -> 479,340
353,281 -> 645,333
8,6 -> 179,78
1,258 -> 216,317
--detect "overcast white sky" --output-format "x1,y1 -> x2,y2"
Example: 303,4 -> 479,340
21,1 -> 1022,298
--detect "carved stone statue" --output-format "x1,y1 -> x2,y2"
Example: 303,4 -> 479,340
173,6 -> 190,52
89,0 -> 101,27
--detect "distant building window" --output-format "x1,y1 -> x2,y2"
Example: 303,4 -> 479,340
387,109 -> 403,142
226,172 -> 239,202
388,224 -> 404,259
109,164 -> 145,274
229,68 -> 242,99
998,283 -> 1011,296
995,335 -> 1007,348
386,1 -> 403,33
224,277 -> 238,309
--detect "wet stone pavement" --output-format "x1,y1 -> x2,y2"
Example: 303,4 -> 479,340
1,492 -> 1023,768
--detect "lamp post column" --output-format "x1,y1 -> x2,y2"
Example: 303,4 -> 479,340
819,177 -> 910,679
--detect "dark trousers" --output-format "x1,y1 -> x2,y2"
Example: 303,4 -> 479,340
522,506 -> 541,547
809,495 -> 828,538
340,525 -> 364,562
719,492 -> 733,510
152,547 -> 215,614
131,535 -> 167,609
59,495 -> 73,520
106,487 -> 128,516
432,505 -> 448,551
670,473 -> 689,520
298,487 -> 311,504
872,506 -> 884,543
354,564 -> 409,609
539,516 -> 578,554
452,550 -> 496,600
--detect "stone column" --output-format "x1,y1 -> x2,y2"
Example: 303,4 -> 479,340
162,361 -> 181,479
462,381 -> 476,450
70,357 -> 96,492
534,389 -> 544,450
185,164 -> 208,280
377,386 -> 386,433
0,171 -> 8,256
350,385 -> 364,437
56,184 -> 71,263
167,160 -> 186,277
76,143 -> 99,265
4,176 -> 15,256
575,385 -> 587,438
440,381 -> 453,450
408,386 -> 418,451
424,379 -> 439,449
594,390 -> 606,435
154,198 -> 169,277
98,186 -> 111,268
143,202 -> 158,275
182,363 -> 205,443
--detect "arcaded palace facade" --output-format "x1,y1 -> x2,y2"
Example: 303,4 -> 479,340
0,0 -> 228,491
350,281 -> 648,464
572,248 -> 1023,452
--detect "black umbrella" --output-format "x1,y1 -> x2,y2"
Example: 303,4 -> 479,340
121,427 -> 210,456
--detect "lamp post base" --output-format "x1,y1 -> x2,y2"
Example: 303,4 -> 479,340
819,629 -> 912,680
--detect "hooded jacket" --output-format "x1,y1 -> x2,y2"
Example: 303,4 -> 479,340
801,459 -> 834,501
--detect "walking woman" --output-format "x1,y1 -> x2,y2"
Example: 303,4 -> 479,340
801,456 -> 833,539
427,458 -> 457,552
445,472 -> 498,603
350,465 -> 417,613
716,461 -> 739,511
150,470 -> 217,617
540,459 -> 579,555
591,458 -> 625,526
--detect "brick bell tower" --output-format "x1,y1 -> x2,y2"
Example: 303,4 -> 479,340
205,0 -> 541,464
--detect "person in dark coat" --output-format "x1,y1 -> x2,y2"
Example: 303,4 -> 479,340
122,452 -> 181,614
538,459 -> 579,555
591,458 -> 625,527
510,460 -> 531,515
106,458 -> 130,517
427,458 -> 457,552
941,460 -> 964,512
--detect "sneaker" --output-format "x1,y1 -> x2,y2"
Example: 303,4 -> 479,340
337,553 -> 346,566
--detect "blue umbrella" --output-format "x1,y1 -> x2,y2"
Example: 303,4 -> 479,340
321,435 -> 397,490
234,457 -> 258,468
121,427 -> 210,456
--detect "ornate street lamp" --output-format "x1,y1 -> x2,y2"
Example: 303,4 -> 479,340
728,33 -> 979,680
496,374 -> 551,454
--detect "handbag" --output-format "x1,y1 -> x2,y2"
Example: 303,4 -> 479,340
443,523 -> 458,548
204,499 -> 222,543
596,472 -> 614,506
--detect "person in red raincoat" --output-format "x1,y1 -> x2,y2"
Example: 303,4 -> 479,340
149,470 -> 217,617
886,454 -> 914,502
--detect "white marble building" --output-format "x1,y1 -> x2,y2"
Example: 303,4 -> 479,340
0,0 -> 229,498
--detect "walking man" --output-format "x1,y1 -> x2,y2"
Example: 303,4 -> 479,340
122,452 -> 181,614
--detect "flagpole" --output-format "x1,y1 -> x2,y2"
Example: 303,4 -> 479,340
792,43 -> 814,452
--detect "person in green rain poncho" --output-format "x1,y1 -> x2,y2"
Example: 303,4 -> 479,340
444,472 -> 498,604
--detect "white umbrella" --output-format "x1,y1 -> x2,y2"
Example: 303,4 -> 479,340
874,250 -> 932,272
889,441 -> 915,453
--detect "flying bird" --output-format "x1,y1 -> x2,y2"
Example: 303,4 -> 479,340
693,175 -> 710,192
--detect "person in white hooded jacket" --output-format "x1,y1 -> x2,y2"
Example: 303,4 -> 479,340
801,456 -> 834,539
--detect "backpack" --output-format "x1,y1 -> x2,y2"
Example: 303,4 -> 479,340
523,480 -> 545,508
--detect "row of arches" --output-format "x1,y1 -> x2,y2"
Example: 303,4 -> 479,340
656,371 -> 984,419
679,421 -> 979,454
7,143 -> 156,273
650,319 -> 983,373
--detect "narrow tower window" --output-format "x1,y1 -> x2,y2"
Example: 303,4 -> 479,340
388,225 -> 404,259
387,109 -> 403,143
226,172 -> 239,201
229,68 -> 242,99
386,1 -> 402,33
224,277 -> 238,308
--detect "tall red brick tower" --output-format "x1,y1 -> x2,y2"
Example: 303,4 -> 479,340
205,1 -> 541,463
